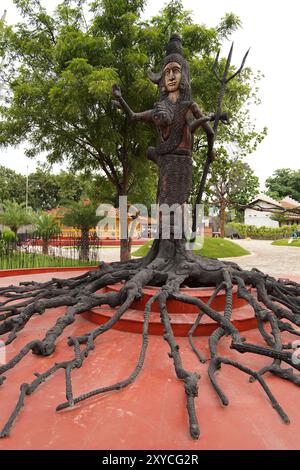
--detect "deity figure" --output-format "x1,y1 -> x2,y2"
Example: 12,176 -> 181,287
112,33 -> 215,208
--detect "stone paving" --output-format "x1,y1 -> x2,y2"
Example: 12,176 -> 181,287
220,239 -> 300,277
96,246 -> 123,263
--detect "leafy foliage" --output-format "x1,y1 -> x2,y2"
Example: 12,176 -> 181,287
63,198 -> 103,261
1,0 -> 265,202
0,0 -> 267,256
270,210 -> 287,226
34,211 -> 60,239
225,222 -> 297,240
27,168 -> 84,210
2,228 -> 16,243
0,200 -> 34,233
205,156 -> 259,236
0,166 -> 26,204
63,199 -> 102,231
265,168 -> 300,202
208,156 -> 259,206
33,211 -> 61,254
27,168 -> 62,210
0,164 -> 89,209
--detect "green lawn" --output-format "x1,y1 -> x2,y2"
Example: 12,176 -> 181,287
272,239 -> 300,247
0,252 -> 97,270
132,238 -> 250,258
0,238 -> 250,270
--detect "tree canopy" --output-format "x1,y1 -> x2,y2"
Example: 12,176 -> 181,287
0,164 -> 90,209
0,165 -> 26,204
63,199 -> 103,260
207,155 -> 259,236
0,0 -> 266,258
27,167 -> 85,210
0,200 -> 34,233
0,0 -> 265,200
63,199 -> 102,232
33,211 -> 60,254
265,168 -> 300,202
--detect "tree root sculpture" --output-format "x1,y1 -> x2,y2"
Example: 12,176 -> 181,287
0,239 -> 300,440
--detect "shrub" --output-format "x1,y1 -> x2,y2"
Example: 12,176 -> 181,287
225,223 -> 298,240
2,229 -> 16,243
0,229 -> 16,257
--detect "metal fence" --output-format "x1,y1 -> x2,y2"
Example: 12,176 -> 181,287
0,232 -> 108,269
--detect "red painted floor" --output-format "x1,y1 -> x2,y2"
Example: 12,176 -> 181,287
0,271 -> 300,450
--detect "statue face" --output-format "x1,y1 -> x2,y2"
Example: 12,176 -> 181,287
163,62 -> 182,93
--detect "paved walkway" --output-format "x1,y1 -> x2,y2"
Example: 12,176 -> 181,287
96,239 -> 300,278
95,246 -> 123,263
1,270 -> 300,450
221,239 -> 300,277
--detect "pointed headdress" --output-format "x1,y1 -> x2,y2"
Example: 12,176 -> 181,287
148,33 -> 191,101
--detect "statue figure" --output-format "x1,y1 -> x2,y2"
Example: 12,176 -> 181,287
112,33 -> 215,208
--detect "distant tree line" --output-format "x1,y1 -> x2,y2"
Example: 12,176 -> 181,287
0,197 -> 103,261
0,164 -> 120,210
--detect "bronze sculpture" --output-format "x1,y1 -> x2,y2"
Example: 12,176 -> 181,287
112,34 -> 215,209
0,34 -> 299,441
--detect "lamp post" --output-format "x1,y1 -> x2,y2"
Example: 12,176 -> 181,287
25,165 -> 29,210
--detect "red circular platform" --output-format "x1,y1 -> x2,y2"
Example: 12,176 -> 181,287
0,268 -> 299,450
83,283 -> 256,336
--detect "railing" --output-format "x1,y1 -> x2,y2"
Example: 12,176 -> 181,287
0,233 -> 107,269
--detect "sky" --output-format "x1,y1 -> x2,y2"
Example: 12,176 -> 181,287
0,0 -> 300,188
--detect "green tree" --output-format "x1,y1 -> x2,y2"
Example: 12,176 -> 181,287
28,167 -> 60,210
270,210 -> 286,227
34,212 -> 60,254
28,168 -> 86,210
80,169 -> 157,210
63,199 -> 102,261
0,200 -> 34,234
0,0 -> 266,259
0,163 -> 106,211
56,170 -> 84,206
0,165 -> 26,204
265,168 -> 300,202
208,156 -> 259,237
82,173 -> 117,205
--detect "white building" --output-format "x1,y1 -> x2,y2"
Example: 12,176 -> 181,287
245,194 -> 300,227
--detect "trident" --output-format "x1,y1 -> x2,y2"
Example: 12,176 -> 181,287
192,43 -> 250,236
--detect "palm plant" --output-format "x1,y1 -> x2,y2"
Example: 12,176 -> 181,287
63,200 -> 102,261
34,212 -> 61,255
0,200 -> 34,235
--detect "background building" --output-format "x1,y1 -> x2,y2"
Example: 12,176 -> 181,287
245,194 -> 300,227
